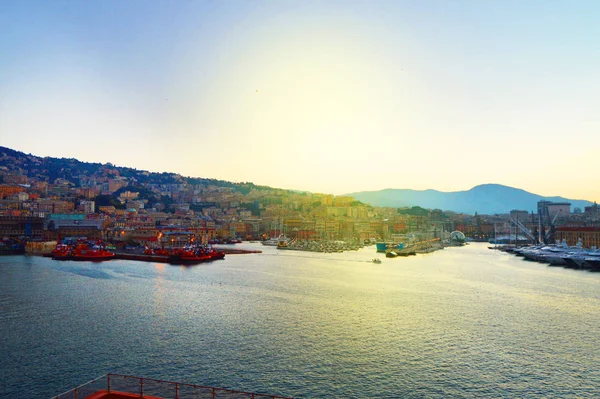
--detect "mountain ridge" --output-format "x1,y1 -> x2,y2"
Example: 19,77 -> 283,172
346,184 -> 593,215
1,146 -> 593,215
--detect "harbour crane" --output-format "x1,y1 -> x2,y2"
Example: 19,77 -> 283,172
509,218 -> 537,243
544,210 -> 562,243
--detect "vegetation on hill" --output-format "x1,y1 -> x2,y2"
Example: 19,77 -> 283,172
0,146 -> 284,195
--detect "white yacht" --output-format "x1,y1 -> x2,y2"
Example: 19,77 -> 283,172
262,235 -> 288,246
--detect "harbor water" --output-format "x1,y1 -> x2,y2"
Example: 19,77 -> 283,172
1,243 -> 600,398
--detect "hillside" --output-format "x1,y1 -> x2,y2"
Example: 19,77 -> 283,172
0,146 -> 272,194
2,146 -> 592,215
346,184 -> 593,215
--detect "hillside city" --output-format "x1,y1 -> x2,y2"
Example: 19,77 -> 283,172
1,147 -> 599,251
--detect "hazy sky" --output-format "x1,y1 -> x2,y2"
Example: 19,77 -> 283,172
1,1 -> 599,201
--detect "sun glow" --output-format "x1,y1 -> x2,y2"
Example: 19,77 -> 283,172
2,1 -> 600,201
163,10 -> 433,193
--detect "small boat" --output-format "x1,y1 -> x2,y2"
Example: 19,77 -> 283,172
372,258 -> 382,264
385,251 -> 398,258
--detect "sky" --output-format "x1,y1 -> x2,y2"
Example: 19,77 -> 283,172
1,1 -> 599,201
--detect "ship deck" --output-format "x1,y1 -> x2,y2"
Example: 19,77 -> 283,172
85,391 -> 162,399
53,374 -> 293,399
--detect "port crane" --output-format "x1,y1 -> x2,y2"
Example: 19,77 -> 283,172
509,218 -> 537,243
544,210 -> 562,243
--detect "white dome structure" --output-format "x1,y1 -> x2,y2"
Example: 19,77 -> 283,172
450,231 -> 466,243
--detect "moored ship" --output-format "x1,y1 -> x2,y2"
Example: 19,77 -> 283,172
276,238 -> 290,249
376,242 -> 405,252
167,246 -> 225,264
51,243 -> 115,261
262,235 -> 288,246
0,239 -> 25,255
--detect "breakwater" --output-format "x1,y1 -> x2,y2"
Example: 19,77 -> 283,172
278,239 -> 364,253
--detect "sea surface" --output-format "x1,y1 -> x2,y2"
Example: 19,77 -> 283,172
1,243 -> 600,399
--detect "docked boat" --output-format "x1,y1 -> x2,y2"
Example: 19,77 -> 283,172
0,238 -> 25,255
277,239 -> 289,249
376,242 -> 388,252
52,243 -> 115,261
169,252 -> 212,264
263,235 -> 289,246
0,243 -> 25,255
520,244 -> 570,263
376,242 -> 405,253
168,245 -> 225,264
584,252 -> 600,271
561,252 -> 588,269
490,239 -> 600,272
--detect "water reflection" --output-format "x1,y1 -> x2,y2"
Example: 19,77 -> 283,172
1,243 -> 600,399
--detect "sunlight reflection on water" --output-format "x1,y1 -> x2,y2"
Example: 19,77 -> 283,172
1,243 -> 600,398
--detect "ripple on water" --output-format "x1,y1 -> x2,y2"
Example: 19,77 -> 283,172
1,243 -> 600,398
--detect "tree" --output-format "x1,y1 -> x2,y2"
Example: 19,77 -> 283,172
398,206 -> 429,217
94,195 -> 125,210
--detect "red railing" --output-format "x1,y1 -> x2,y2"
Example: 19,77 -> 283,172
52,373 -> 295,399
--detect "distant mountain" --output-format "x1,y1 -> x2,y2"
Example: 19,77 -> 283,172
346,184 -> 593,215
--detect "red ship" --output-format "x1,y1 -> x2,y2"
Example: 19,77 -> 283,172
51,243 -> 115,262
168,245 -> 225,265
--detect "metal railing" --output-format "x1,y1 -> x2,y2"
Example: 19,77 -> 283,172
52,373 -> 295,399
51,375 -> 108,399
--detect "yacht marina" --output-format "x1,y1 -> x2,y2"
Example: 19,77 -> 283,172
490,241 -> 600,271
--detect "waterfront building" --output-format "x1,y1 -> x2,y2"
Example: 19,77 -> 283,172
0,215 -> 45,239
46,215 -> 104,240
555,226 -> 600,249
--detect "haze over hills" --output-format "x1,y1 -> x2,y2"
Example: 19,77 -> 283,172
1,146 -> 593,216
346,185 -> 593,215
